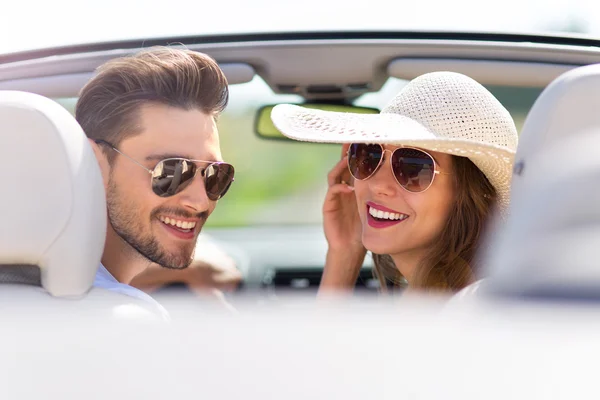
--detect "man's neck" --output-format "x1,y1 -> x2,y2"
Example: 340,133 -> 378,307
101,227 -> 152,284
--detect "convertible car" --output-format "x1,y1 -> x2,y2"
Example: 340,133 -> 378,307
2,15 -> 600,399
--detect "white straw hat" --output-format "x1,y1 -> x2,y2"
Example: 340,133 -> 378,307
270,71 -> 518,212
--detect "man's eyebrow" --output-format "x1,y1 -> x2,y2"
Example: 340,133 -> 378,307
145,153 -> 194,161
145,153 -> 220,162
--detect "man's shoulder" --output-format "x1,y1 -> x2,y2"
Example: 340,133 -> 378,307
94,265 -> 171,321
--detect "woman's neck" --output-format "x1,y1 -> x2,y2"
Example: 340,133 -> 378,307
389,249 -> 427,285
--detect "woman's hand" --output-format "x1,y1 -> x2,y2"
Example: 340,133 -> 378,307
323,144 -> 363,251
320,144 -> 366,292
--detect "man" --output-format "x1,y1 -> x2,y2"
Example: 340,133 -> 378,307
76,47 -> 238,317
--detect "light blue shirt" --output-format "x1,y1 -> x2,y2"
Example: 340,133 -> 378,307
94,264 -> 170,321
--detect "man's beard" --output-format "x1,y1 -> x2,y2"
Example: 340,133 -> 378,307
106,179 -> 205,270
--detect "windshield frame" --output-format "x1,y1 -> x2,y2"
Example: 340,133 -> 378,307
3,30 -> 600,63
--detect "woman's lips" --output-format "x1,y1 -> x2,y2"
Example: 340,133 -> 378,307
366,202 -> 409,229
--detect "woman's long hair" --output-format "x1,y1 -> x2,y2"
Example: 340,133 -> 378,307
373,156 -> 497,292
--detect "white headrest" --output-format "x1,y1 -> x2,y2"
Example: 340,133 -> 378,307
510,63 -> 600,200
0,91 -> 106,297
483,64 -> 600,298
485,133 -> 600,298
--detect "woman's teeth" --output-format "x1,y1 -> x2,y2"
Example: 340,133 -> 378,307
159,216 -> 196,230
368,206 -> 408,221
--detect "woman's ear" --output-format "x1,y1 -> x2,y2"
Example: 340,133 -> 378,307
88,138 -> 110,187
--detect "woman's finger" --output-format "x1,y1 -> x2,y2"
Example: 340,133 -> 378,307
327,156 -> 351,187
324,183 -> 355,203
341,143 -> 350,158
328,182 -> 355,194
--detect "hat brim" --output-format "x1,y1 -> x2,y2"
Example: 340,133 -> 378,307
271,104 -> 515,214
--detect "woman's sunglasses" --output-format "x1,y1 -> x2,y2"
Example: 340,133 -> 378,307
95,140 -> 235,201
347,143 -> 448,193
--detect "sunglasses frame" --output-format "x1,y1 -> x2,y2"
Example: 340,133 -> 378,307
347,143 -> 449,193
94,139 -> 234,200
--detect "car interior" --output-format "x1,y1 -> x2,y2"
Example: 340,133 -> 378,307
2,31 -> 600,307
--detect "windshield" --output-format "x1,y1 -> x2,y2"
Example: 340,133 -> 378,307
1,0 -> 599,55
53,77 -> 541,228
214,76 -> 541,228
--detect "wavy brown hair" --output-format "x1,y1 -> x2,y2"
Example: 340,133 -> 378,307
372,156 -> 497,292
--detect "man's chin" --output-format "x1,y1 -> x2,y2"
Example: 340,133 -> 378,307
152,226 -> 198,268
151,250 -> 192,269
157,262 -> 190,270
152,245 -> 195,270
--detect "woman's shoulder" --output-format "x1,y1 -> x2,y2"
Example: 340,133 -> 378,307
456,279 -> 485,297
444,279 -> 486,308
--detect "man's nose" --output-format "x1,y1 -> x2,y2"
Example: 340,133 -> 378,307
178,173 -> 212,213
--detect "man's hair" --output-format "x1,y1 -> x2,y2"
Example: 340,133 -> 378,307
76,46 -> 229,158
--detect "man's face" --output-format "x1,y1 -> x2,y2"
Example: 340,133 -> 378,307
105,103 -> 222,269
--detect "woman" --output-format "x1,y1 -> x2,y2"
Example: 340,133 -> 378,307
270,72 -> 518,292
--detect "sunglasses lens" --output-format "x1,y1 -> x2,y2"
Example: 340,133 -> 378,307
204,163 -> 235,201
348,143 -> 383,180
391,148 -> 435,192
151,159 -> 235,200
151,159 -> 196,197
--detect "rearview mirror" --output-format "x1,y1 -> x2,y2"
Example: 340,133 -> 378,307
255,104 -> 379,140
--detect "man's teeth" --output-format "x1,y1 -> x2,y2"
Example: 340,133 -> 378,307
368,206 -> 408,221
159,216 -> 196,230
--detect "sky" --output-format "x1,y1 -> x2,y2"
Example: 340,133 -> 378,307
1,0 -> 600,55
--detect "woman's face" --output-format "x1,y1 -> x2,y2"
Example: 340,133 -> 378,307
353,145 -> 455,261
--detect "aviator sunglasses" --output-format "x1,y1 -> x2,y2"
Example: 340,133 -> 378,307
347,143 -> 449,193
95,140 -> 235,200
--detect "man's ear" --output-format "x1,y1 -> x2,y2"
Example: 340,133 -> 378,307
88,138 -> 110,187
